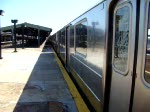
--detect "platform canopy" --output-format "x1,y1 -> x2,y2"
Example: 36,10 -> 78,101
1,22 -> 52,47
2,22 -> 52,37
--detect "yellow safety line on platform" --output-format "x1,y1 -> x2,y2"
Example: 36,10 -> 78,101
53,50 -> 90,112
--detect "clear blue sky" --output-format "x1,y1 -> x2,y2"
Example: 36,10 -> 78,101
0,0 -> 102,34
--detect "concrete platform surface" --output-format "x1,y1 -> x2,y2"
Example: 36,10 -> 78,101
0,44 -> 78,112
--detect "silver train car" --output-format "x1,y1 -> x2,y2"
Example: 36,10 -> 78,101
49,0 -> 150,111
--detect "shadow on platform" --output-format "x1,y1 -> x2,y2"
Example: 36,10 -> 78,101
12,44 -> 71,112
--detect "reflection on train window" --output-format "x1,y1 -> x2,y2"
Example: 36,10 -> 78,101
145,21 -> 150,83
113,6 -> 130,73
75,21 -> 87,57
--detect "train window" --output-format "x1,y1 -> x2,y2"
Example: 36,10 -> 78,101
145,5 -> 150,83
75,20 -> 87,57
113,5 -> 130,74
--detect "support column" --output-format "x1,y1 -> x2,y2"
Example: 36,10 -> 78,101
38,29 -> 40,47
21,24 -> 24,49
26,33 -> 28,46
11,19 -> 18,52
0,10 -> 4,59
14,22 -> 17,52
11,28 -> 14,46
0,22 -> 2,59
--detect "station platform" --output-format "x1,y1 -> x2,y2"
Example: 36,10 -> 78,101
0,42 -> 89,112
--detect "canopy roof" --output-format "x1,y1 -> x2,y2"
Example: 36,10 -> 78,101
2,22 -> 52,37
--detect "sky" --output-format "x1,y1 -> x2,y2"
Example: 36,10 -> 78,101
0,0 -> 103,34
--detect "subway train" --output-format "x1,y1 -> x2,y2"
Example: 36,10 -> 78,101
49,0 -> 150,112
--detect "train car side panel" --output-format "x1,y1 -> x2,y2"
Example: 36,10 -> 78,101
69,2 -> 106,111
132,0 -> 150,111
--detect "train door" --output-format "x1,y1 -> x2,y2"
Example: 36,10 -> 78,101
66,26 -> 70,69
60,29 -> 66,63
132,1 -> 150,112
108,0 -> 138,112
56,33 -> 59,53
57,31 -> 61,56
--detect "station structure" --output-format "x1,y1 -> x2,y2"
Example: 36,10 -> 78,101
1,22 -> 52,47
